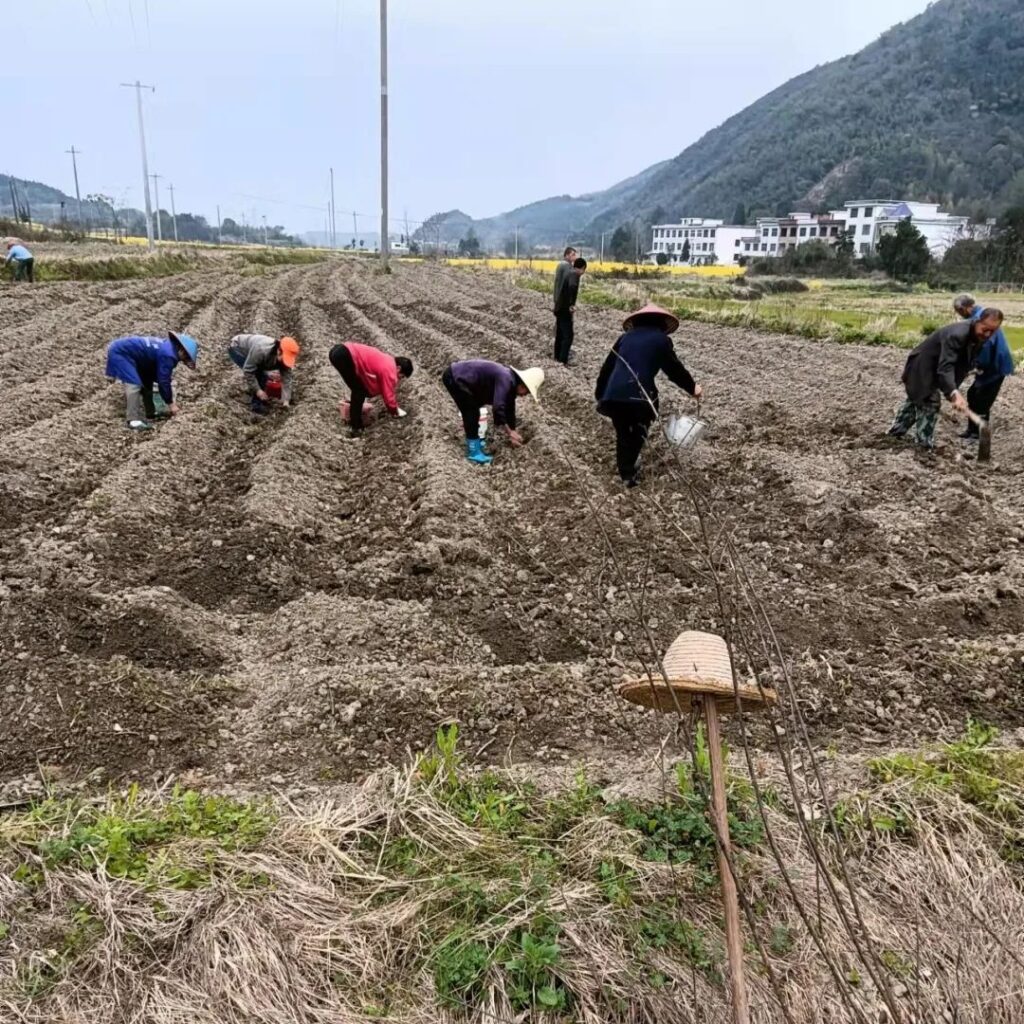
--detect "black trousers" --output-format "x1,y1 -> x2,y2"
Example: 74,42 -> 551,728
965,376 -> 1003,434
554,311 -> 574,364
442,367 -> 480,439
329,344 -> 369,430
606,402 -> 654,480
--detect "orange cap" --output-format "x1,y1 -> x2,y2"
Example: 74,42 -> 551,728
279,336 -> 300,368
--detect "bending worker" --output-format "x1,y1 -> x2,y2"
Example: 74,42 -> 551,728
228,333 -> 300,414
442,359 -> 544,464
328,340 -> 413,438
105,331 -> 199,431
888,309 -> 1004,449
5,240 -> 34,282
953,293 -> 1015,442
595,303 -> 702,488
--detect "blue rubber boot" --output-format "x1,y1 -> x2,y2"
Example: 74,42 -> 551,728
465,439 -> 493,464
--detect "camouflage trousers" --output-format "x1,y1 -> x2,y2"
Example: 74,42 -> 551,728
888,393 -> 940,448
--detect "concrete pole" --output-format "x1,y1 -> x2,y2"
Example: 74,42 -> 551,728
168,183 -> 178,242
515,225 -> 519,262
330,167 -> 337,249
262,215 -> 268,246
216,204 -> 222,244
66,146 -> 85,235
379,0 -> 390,269
121,81 -> 155,249
151,173 -> 163,242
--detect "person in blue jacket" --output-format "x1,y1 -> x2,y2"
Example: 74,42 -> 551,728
954,293 -> 1015,441
5,241 -> 34,282
104,331 -> 199,430
595,302 -> 702,488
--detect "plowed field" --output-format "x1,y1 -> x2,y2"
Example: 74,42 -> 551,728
3,259 -> 1023,797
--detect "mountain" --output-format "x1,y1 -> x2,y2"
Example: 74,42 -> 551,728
1,173 -> 113,225
453,0 -> 1024,249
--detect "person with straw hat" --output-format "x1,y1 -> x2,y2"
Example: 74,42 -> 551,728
228,333 -> 300,415
595,302 -> 702,487
441,359 -> 544,464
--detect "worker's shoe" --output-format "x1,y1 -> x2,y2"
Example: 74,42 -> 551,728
465,439 -> 492,464
127,420 -> 153,431
250,399 -> 270,416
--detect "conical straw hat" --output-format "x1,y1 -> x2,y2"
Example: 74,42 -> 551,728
622,302 -> 680,334
619,630 -> 777,714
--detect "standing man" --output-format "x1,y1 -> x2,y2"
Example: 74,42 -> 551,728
328,340 -> 413,438
5,240 -> 34,282
441,359 -> 544,464
595,303 -> 702,487
888,309 -> 1005,449
553,246 -> 577,357
553,257 -> 587,365
227,333 -> 300,415
953,293 -> 1015,441
104,331 -> 199,430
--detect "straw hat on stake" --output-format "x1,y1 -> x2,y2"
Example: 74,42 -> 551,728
619,630 -> 776,1024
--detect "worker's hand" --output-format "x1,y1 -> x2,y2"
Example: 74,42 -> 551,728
570,306 -> 576,314
950,391 -> 967,412
505,428 -> 524,448
692,384 -> 704,400
396,408 -> 408,418
281,401 -> 291,409
169,402 -> 180,415
255,389 -> 269,403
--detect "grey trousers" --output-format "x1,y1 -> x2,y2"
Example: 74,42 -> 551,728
124,383 -> 156,424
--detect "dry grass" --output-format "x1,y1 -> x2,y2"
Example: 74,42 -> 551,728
2,727 -> 1023,1023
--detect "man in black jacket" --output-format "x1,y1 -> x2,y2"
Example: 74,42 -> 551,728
553,257 -> 586,364
595,302 -> 702,486
888,310 -> 1004,448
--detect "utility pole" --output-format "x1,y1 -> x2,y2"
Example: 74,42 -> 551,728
121,81 -> 156,249
514,225 -> 520,262
379,0 -> 390,269
262,215 -> 268,246
330,167 -> 337,249
600,230 -> 609,264
168,182 -> 178,242
65,146 -> 85,235
352,210 -> 358,245
216,204 -> 222,244
150,173 -> 163,242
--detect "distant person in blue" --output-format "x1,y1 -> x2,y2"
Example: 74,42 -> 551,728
5,240 -> 34,282
104,331 -> 199,431
953,293 -> 1015,441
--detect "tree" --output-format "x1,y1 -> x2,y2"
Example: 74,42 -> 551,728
458,229 -> 482,257
681,238 -> 691,263
655,252 -> 669,266
732,202 -> 747,225
835,228 -> 855,259
608,225 -> 633,262
877,218 -> 931,282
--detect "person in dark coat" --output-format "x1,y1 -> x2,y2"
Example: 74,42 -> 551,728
553,246 -> 577,362
595,302 -> 702,487
888,309 -> 1004,449
553,257 -> 586,365
953,294 -> 1015,441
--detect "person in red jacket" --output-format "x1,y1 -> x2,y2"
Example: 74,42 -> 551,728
328,341 -> 414,437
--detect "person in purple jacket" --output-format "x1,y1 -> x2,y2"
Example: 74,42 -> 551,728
104,331 -> 199,430
441,359 -> 544,463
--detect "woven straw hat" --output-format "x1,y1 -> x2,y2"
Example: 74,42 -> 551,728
512,366 -> 544,402
623,302 -> 680,335
619,630 -> 777,715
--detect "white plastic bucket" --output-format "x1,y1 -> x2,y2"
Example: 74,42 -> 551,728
664,414 -> 706,448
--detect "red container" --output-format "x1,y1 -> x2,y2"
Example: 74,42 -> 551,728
265,371 -> 282,399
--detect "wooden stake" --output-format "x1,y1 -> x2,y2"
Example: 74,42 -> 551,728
704,694 -> 750,1024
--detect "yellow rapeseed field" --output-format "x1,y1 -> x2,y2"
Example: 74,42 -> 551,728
444,257 -> 740,278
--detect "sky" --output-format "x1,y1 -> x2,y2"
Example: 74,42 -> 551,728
6,0 -> 934,237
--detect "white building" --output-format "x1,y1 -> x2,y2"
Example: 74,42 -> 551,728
650,217 -> 750,266
845,200 -> 974,259
738,211 -> 847,259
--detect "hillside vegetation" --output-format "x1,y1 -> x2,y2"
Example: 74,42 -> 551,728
447,0 -> 1024,248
